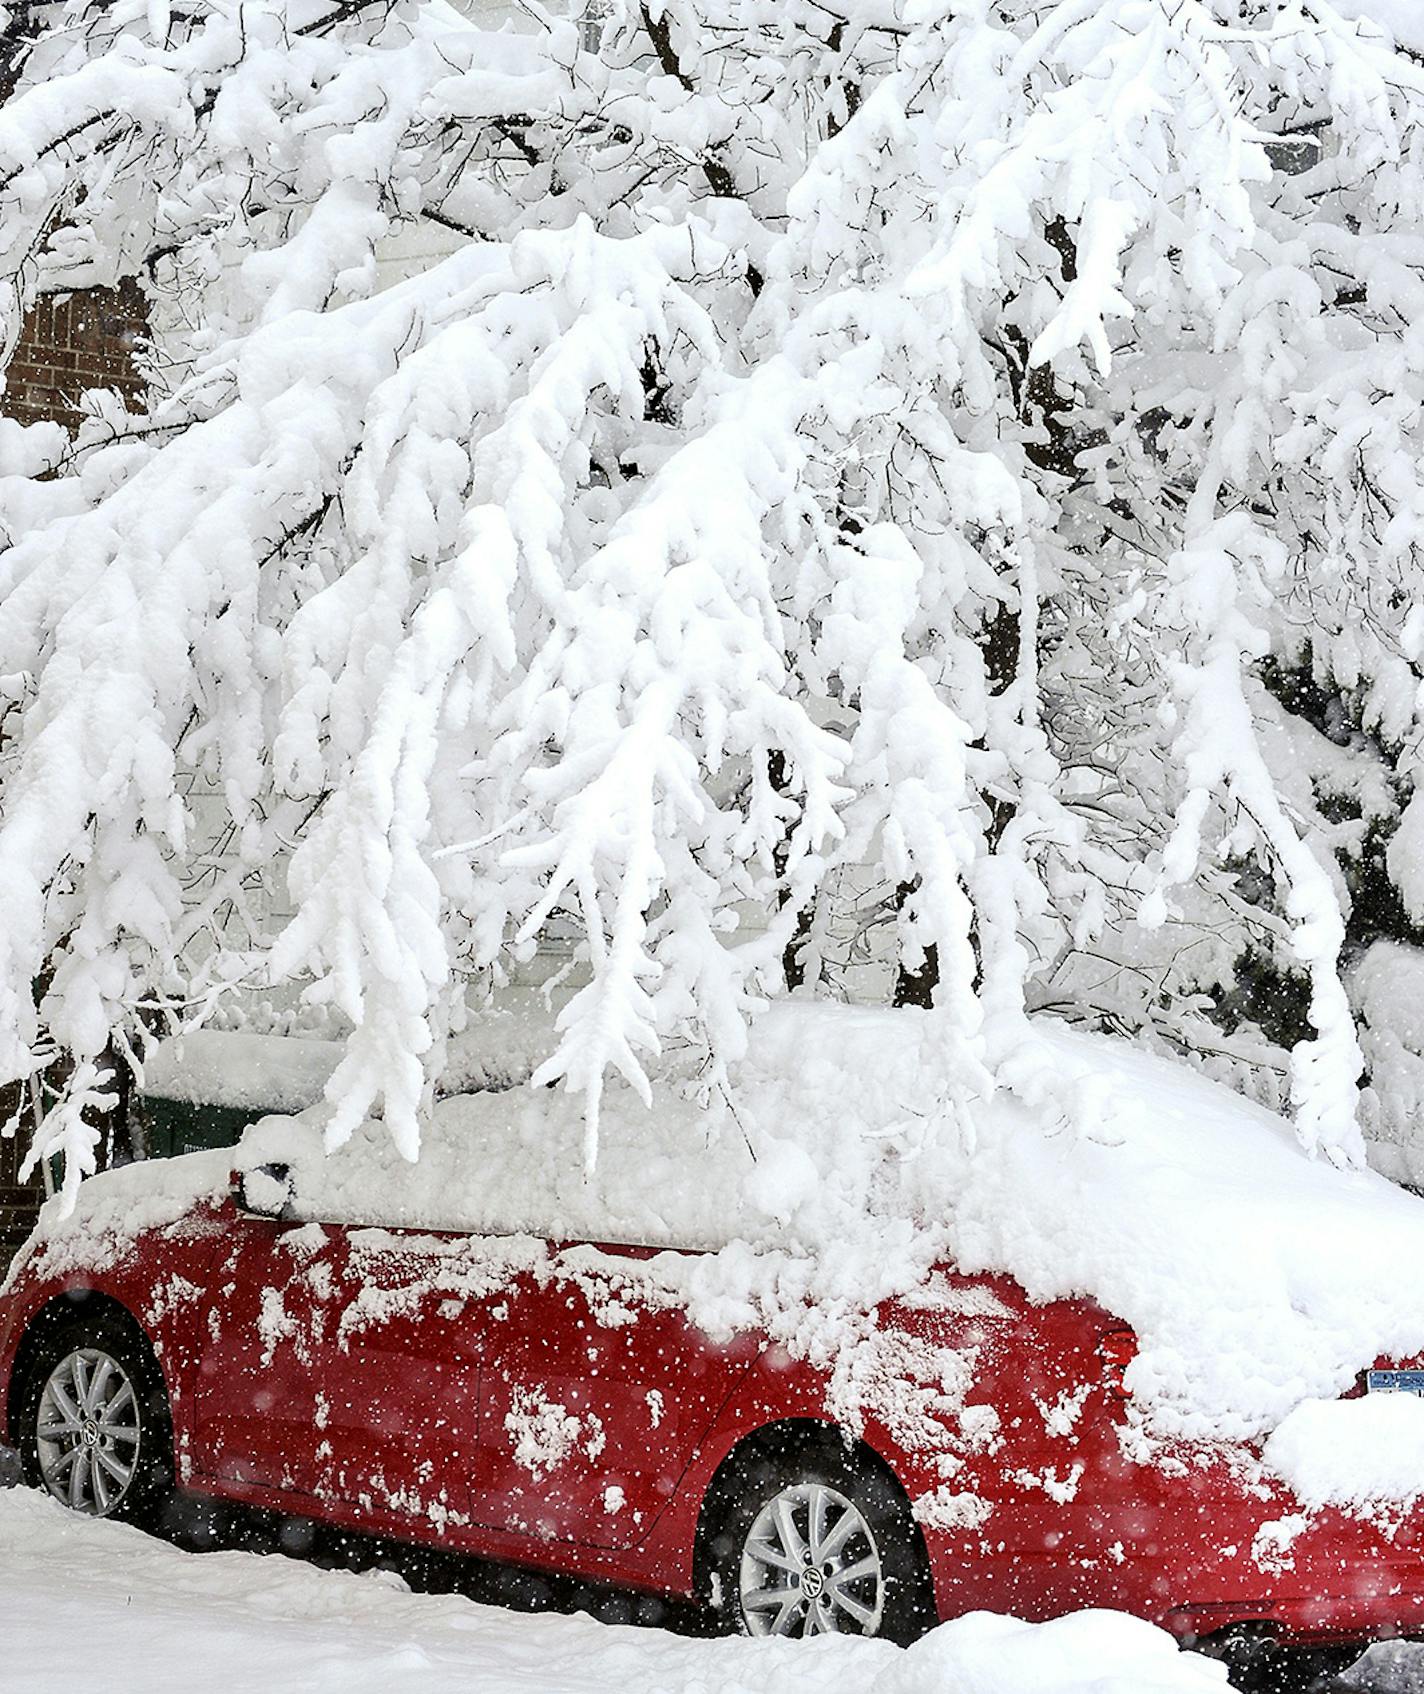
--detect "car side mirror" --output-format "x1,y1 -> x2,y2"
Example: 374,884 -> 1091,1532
233,1161 -> 296,1222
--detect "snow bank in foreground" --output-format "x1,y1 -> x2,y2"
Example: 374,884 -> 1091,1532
0,1489 -> 1226,1694
914,1611 -> 1227,1694
28,1002 -> 1424,1501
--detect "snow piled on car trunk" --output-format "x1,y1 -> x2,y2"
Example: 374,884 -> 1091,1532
0,1488 -> 1227,1694
26,1002 -> 1424,1504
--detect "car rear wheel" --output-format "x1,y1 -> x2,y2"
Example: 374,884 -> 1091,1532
701,1430 -> 935,1646
18,1312 -> 174,1526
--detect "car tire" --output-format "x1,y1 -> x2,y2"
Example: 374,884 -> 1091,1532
700,1428 -> 936,1646
1201,1627 -> 1359,1694
16,1309 -> 175,1527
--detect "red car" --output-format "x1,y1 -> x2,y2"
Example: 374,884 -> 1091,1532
2,1145 -> 1423,1668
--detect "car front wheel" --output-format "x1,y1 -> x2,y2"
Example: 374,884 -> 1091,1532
702,1431 -> 935,1646
18,1312 -> 174,1525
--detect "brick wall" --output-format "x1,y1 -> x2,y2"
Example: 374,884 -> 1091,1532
0,279 -> 150,1260
2,275 -> 148,431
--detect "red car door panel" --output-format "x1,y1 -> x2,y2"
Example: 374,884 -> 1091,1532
471,1244 -> 760,1550
313,1227 -> 509,1533
191,1219 -> 500,1532
189,1217 -> 336,1499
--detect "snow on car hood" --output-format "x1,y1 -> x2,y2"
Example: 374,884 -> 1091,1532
936,1021 -> 1424,1444
24,1002 -> 1424,1503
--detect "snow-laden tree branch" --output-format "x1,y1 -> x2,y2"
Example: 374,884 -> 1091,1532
1,0 -> 1422,1202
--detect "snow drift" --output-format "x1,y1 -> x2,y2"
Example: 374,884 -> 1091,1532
0,1488 -> 1228,1694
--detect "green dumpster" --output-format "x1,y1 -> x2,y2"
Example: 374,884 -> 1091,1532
137,1031 -> 342,1162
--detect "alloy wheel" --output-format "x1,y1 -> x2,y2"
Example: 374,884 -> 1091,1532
35,1346 -> 143,1516
738,1481 -> 885,1637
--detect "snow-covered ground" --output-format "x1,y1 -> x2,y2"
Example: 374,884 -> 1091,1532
0,1479 -> 1236,1694
12,1473 -> 1424,1691
10,1454 -> 1424,1689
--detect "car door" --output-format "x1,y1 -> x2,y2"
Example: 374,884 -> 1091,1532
470,1241 -> 760,1550
190,1210 -> 511,1531
313,1225 -> 526,1534
188,1213 -> 341,1500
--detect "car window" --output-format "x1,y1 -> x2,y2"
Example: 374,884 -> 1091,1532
238,1080 -> 761,1250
